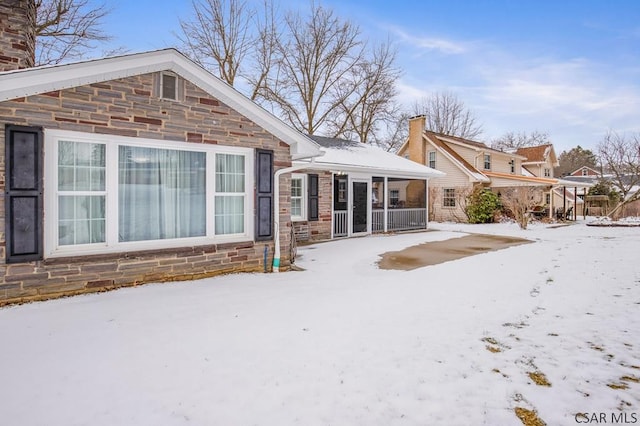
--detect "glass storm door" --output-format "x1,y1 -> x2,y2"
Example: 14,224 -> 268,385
352,181 -> 368,234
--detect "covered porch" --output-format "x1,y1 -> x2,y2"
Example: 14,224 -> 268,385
296,136 -> 444,240
333,176 -> 431,238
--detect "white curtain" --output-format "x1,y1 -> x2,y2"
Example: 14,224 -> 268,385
118,146 -> 206,242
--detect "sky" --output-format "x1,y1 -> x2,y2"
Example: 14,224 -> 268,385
1,219 -> 639,425
94,0 -> 640,153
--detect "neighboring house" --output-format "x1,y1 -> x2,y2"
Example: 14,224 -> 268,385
516,144 -> 558,178
569,166 -> 601,178
398,115 -> 590,222
289,135 -> 444,242
0,1 -> 323,304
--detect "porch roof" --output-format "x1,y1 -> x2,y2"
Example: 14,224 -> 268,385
294,136 -> 446,180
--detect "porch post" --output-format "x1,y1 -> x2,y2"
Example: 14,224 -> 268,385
383,176 -> 388,232
574,186 -> 577,221
583,187 -> 587,219
425,178 -> 429,229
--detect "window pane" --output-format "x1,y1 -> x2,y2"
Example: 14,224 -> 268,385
118,145 -> 206,242
58,167 -> 74,191
58,195 -> 105,245
291,199 -> 301,217
216,154 -> 245,192
215,195 -> 244,234
291,178 -> 302,197
58,141 -> 105,191
75,167 -> 90,191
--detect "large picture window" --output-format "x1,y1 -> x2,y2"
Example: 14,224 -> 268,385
45,130 -> 253,257
118,145 -> 206,242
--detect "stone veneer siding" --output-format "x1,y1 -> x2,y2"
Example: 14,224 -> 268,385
0,72 -> 293,305
0,0 -> 36,71
292,171 -> 332,242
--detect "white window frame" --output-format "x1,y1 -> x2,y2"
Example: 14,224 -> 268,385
428,151 -> 436,169
290,173 -> 307,222
44,129 -> 254,258
544,168 -> 551,177
443,188 -> 456,208
483,154 -> 491,170
389,189 -> 400,206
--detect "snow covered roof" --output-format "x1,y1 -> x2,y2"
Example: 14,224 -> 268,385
0,48 -> 322,160
294,136 -> 445,179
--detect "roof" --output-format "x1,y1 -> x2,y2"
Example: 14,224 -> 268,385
516,144 -> 559,167
484,171 -> 557,186
423,131 -> 490,182
569,166 -> 601,176
295,135 -> 445,179
0,48 -> 322,160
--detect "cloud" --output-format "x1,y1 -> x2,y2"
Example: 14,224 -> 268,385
387,25 -> 466,54
396,44 -> 640,151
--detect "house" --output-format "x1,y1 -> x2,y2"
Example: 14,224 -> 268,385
0,0 -> 326,304
288,135 -> 444,242
398,115 -> 591,221
515,144 -> 558,179
569,166 -> 601,178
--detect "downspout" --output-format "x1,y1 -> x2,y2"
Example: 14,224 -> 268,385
272,160 -> 315,272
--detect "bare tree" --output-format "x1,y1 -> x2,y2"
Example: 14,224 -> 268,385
329,40 -> 401,144
491,130 -> 550,152
597,130 -> 640,218
412,91 -> 483,139
500,186 -> 537,229
259,4 -> 365,135
178,0 -> 254,86
371,109 -> 410,152
35,0 -> 112,65
178,2 -> 400,138
244,0 -> 280,101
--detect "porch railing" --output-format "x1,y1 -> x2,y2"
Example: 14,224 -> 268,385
373,208 -> 426,232
333,210 -> 348,237
334,208 -> 426,237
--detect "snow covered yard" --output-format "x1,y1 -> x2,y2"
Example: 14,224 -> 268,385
0,221 -> 638,425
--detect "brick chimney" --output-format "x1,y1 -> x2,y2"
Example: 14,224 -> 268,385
0,0 -> 36,71
408,115 -> 426,163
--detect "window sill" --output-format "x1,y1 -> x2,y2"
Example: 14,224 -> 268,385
43,238 -> 256,264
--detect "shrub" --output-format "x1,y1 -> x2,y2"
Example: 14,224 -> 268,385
465,187 -> 502,224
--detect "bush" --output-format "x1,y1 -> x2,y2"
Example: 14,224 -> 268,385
465,187 -> 502,223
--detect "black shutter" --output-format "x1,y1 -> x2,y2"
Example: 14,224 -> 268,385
5,125 -> 44,263
255,149 -> 274,241
308,173 -> 319,221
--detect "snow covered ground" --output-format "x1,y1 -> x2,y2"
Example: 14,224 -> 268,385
0,220 -> 638,425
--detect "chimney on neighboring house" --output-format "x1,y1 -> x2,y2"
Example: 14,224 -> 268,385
408,115 -> 426,163
0,0 -> 36,72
